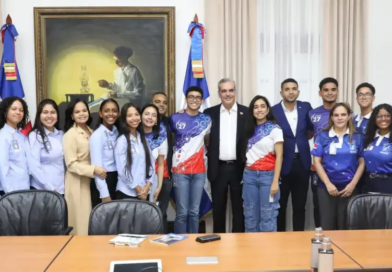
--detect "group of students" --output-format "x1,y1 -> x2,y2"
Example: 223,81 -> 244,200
0,96 -> 172,235
0,77 -> 391,235
275,77 -> 392,232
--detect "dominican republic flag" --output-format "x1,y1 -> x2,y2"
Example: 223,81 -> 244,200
0,21 -> 32,136
180,16 -> 211,112
174,16 -> 212,221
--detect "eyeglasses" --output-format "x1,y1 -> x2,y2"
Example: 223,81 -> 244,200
187,95 -> 202,102
357,93 -> 373,98
376,114 -> 391,120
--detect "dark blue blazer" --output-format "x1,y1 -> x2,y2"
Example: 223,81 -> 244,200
272,100 -> 313,176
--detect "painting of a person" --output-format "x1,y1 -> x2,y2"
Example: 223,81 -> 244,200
98,46 -> 145,106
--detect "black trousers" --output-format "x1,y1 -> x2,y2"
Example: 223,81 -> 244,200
116,190 -> 140,200
157,178 -> 172,233
30,186 -> 64,197
211,162 -> 244,233
91,171 -> 118,208
277,157 -> 310,231
318,187 -> 357,230
310,171 -> 321,228
363,174 -> 392,194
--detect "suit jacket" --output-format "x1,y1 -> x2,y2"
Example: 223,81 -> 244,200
272,100 -> 313,176
204,103 -> 248,182
161,115 -> 172,178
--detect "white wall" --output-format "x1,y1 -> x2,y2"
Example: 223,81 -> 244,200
1,0 -> 205,119
366,0 -> 392,106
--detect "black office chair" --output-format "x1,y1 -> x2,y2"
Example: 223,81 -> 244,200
0,190 -> 73,236
346,193 -> 392,230
88,199 -> 163,235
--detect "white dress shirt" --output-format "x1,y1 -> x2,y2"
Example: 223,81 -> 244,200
109,63 -> 145,100
281,101 -> 299,153
219,103 -> 238,160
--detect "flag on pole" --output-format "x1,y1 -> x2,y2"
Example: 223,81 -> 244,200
173,14 -> 212,221
0,15 -> 32,136
180,14 -> 211,112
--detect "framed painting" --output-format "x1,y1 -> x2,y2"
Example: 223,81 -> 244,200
34,7 -> 175,128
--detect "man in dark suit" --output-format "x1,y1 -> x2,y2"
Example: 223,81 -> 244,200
204,78 -> 248,233
272,78 -> 314,231
152,91 -> 172,233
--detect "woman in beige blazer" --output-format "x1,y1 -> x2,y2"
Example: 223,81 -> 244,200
63,99 -> 107,235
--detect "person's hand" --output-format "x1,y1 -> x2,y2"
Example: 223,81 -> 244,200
136,185 -> 148,200
135,186 -> 143,196
54,189 -> 57,192
94,166 -> 107,179
326,182 -> 339,196
270,181 -> 279,196
102,197 -> 111,202
339,182 -> 356,198
98,80 -> 109,88
153,187 -> 162,202
109,90 -> 116,97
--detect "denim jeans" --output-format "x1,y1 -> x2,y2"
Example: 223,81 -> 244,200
173,173 -> 205,234
242,169 -> 280,232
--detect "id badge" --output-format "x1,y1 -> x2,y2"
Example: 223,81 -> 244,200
11,139 -> 19,151
329,143 -> 337,155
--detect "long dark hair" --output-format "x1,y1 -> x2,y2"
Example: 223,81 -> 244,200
141,104 -> 161,139
64,99 -> 92,132
241,95 -> 278,163
97,98 -> 120,129
364,103 -> 392,148
325,102 -> 357,143
0,96 -> 29,129
118,103 -> 152,180
29,99 -> 60,152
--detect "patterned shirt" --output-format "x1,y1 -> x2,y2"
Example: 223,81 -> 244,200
246,121 -> 284,171
364,131 -> 392,174
354,112 -> 371,135
145,122 -> 169,178
169,112 -> 211,174
309,106 -> 331,140
311,129 -> 364,189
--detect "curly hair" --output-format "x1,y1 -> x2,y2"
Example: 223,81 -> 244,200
0,96 -> 29,129
113,46 -> 133,60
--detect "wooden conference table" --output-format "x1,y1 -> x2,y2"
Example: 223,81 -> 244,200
1,230 -> 392,272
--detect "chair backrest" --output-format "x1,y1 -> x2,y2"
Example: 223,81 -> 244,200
346,194 -> 392,230
88,199 -> 163,235
0,190 -> 70,236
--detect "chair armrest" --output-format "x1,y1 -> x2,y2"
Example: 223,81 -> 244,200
62,226 -> 73,235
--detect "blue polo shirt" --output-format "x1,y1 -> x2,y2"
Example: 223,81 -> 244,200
311,129 -> 364,190
364,131 -> 392,174
354,112 -> 371,135
309,106 -> 331,140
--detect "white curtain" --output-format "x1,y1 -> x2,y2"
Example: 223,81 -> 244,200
257,0 -> 323,107
256,0 -> 323,231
